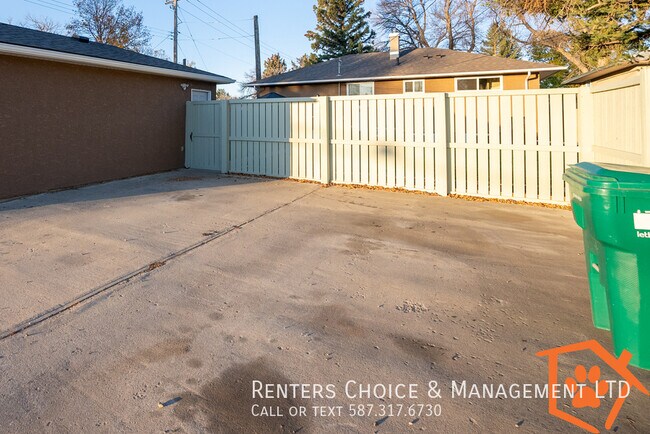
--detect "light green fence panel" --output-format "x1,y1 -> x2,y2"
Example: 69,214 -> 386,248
185,89 -> 589,204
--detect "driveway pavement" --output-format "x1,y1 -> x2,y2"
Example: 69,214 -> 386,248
0,170 -> 648,433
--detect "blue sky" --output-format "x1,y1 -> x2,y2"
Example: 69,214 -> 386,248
3,0 -> 381,96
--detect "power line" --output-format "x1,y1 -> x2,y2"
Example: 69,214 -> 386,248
189,0 -> 296,60
192,0 -> 252,38
178,8 -> 207,69
184,1 -> 294,62
34,0 -> 75,13
180,2 -> 253,50
147,24 -> 171,33
23,0 -> 74,15
151,34 -> 171,50
177,40 -> 188,61
195,41 -> 252,67
182,1 -> 255,51
191,0 -> 294,59
260,41 -> 295,61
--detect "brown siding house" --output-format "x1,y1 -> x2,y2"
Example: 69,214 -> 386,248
253,35 -> 561,98
0,23 -> 233,200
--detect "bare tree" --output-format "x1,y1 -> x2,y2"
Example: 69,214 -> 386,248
374,0 -> 486,52
239,70 -> 258,99
23,15 -> 62,34
462,0 -> 480,52
66,0 -> 150,52
374,0 -> 431,48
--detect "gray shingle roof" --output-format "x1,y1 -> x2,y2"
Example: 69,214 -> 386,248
0,22 -> 233,83
253,48 -> 565,86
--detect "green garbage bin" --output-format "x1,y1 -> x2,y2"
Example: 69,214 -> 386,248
564,162 -> 650,370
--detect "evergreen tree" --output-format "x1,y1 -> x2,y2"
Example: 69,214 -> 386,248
497,0 -> 650,72
263,53 -> 288,78
480,22 -> 521,59
291,53 -> 320,70
305,0 -> 376,61
529,45 -> 572,88
215,89 -> 233,100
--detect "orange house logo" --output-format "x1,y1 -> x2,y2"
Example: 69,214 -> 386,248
537,340 -> 649,433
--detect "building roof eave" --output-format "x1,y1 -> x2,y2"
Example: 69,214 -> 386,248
0,42 -> 235,84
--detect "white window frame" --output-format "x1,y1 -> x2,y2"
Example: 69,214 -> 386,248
346,82 -> 375,96
403,79 -> 425,94
191,89 -> 212,101
454,76 -> 503,91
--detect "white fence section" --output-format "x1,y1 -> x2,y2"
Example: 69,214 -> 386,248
448,90 -> 580,202
186,89 -> 588,204
329,95 -> 448,194
585,67 -> 650,167
228,99 -> 327,180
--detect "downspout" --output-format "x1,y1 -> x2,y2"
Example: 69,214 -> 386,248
525,70 -> 532,90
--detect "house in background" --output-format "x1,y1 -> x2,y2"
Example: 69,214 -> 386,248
252,34 -> 565,98
0,22 -> 233,200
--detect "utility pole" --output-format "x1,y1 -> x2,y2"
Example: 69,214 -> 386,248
254,15 -> 261,81
165,0 -> 179,63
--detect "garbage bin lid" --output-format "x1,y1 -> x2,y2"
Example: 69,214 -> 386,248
564,162 -> 650,193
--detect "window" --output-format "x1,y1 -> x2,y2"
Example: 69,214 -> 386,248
347,82 -> 374,96
191,89 -> 211,101
455,76 -> 502,91
404,80 -> 425,93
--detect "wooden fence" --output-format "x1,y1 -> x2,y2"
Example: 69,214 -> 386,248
186,89 -> 589,204
587,66 -> 650,167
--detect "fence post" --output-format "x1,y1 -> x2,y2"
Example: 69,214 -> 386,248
642,67 -> 650,167
319,96 -> 331,184
184,101 -> 192,169
220,100 -> 230,174
578,86 -> 595,162
434,94 -> 449,196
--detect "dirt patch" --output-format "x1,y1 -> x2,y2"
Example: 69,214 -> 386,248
209,312 -> 224,321
173,359 -> 310,433
187,358 -> 203,369
343,235 -> 384,256
175,194 -> 197,202
308,305 -> 365,339
392,335 -> 446,362
57,253 -> 93,267
168,176 -> 205,182
135,338 -> 192,364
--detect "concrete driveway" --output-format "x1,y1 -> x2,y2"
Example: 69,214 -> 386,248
0,171 -> 648,433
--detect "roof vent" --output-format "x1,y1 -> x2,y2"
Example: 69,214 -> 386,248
71,34 -> 90,43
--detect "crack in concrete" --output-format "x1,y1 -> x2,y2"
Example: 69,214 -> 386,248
0,186 -> 320,341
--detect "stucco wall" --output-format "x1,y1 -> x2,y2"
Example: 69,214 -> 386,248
258,73 -> 541,98
0,54 -> 215,200
259,83 -> 341,97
